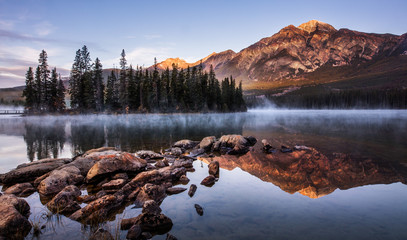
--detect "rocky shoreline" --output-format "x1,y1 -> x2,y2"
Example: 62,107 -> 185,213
0,134 -> 258,239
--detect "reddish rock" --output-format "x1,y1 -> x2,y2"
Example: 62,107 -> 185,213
0,194 -> 31,239
47,185 -> 81,214
3,182 -> 35,197
208,161 -> 219,176
200,175 -> 216,186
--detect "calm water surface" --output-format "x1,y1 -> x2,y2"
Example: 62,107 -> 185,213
0,110 -> 406,239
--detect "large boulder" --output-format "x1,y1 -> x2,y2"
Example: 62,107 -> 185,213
0,194 -> 31,239
214,135 -> 256,154
0,158 -> 72,184
38,165 -> 84,196
86,152 -> 147,182
47,185 -> 81,214
198,136 -> 216,151
3,182 -> 36,197
83,147 -> 117,157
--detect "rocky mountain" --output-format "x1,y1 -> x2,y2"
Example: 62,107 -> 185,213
151,20 -> 407,87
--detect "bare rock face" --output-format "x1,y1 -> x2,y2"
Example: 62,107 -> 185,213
3,182 -> 35,197
198,136 -> 217,151
208,161 -> 220,176
0,194 -> 31,239
38,165 -> 84,196
86,152 -> 147,182
0,158 -> 72,184
47,185 -> 81,214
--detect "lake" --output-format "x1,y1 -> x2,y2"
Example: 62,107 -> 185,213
0,110 -> 407,239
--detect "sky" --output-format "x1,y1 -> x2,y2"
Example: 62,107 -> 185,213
0,0 -> 406,88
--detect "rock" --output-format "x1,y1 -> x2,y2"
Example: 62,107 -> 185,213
212,141 -> 221,151
172,158 -> 193,168
189,148 -> 205,157
142,200 -> 161,215
135,150 -> 163,159
155,160 -> 166,168
96,190 -> 108,199
146,164 -> 156,170
112,172 -> 129,180
201,175 -> 216,186
165,147 -> 183,157
179,175 -> 190,184
208,161 -> 219,176
89,228 -> 114,240
129,166 -> 186,189
162,159 -> 170,166
280,145 -> 293,153
0,194 -> 31,239
102,179 -> 126,190
172,139 -> 199,150
135,184 -> 166,206
126,224 -> 142,240
198,136 -> 216,152
245,136 -> 257,146
38,165 -> 84,196
47,185 -> 81,214
142,232 -> 153,239
70,194 -> 123,223
166,187 -> 187,195
216,135 -> 256,155
121,213 -> 173,233
294,145 -> 310,151
261,140 -> 276,154
83,147 -> 117,156
77,195 -> 96,203
3,182 -> 35,197
166,233 -> 178,240
86,152 -> 147,182
0,158 -> 73,184
188,184 -> 197,197
194,204 -> 204,216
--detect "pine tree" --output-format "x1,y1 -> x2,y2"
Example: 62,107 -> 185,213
22,67 -> 35,112
38,50 -> 50,111
93,58 -> 104,111
70,49 -> 82,109
56,74 -> 66,112
34,66 -> 41,111
49,67 -> 59,112
105,70 -> 119,110
119,49 -> 128,109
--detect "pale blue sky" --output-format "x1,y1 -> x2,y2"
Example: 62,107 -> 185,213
0,0 -> 406,87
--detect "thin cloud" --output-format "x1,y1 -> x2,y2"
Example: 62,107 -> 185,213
144,34 -> 162,40
34,21 -> 56,36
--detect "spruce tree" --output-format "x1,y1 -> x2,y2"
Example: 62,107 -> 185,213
93,58 -> 104,111
49,67 -> 59,112
56,74 -> 66,112
119,49 -> 128,109
22,67 -> 35,112
105,70 -> 119,110
38,50 -> 50,111
70,49 -> 82,109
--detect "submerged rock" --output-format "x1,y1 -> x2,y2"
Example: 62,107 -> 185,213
86,152 -> 147,182
3,182 -> 35,197
201,175 -> 216,186
126,224 -> 142,240
135,183 -> 166,206
194,204 -> 204,216
89,228 -> 114,240
121,212 -> 173,233
142,200 -> 162,215
47,185 -> 81,214
166,233 -> 178,240
0,194 -> 31,239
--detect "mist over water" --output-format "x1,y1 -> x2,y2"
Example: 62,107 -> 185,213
1,110 -> 407,239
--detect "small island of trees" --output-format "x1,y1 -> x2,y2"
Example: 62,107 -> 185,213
23,46 -> 246,114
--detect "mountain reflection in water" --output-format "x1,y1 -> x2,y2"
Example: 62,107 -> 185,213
202,145 -> 407,199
